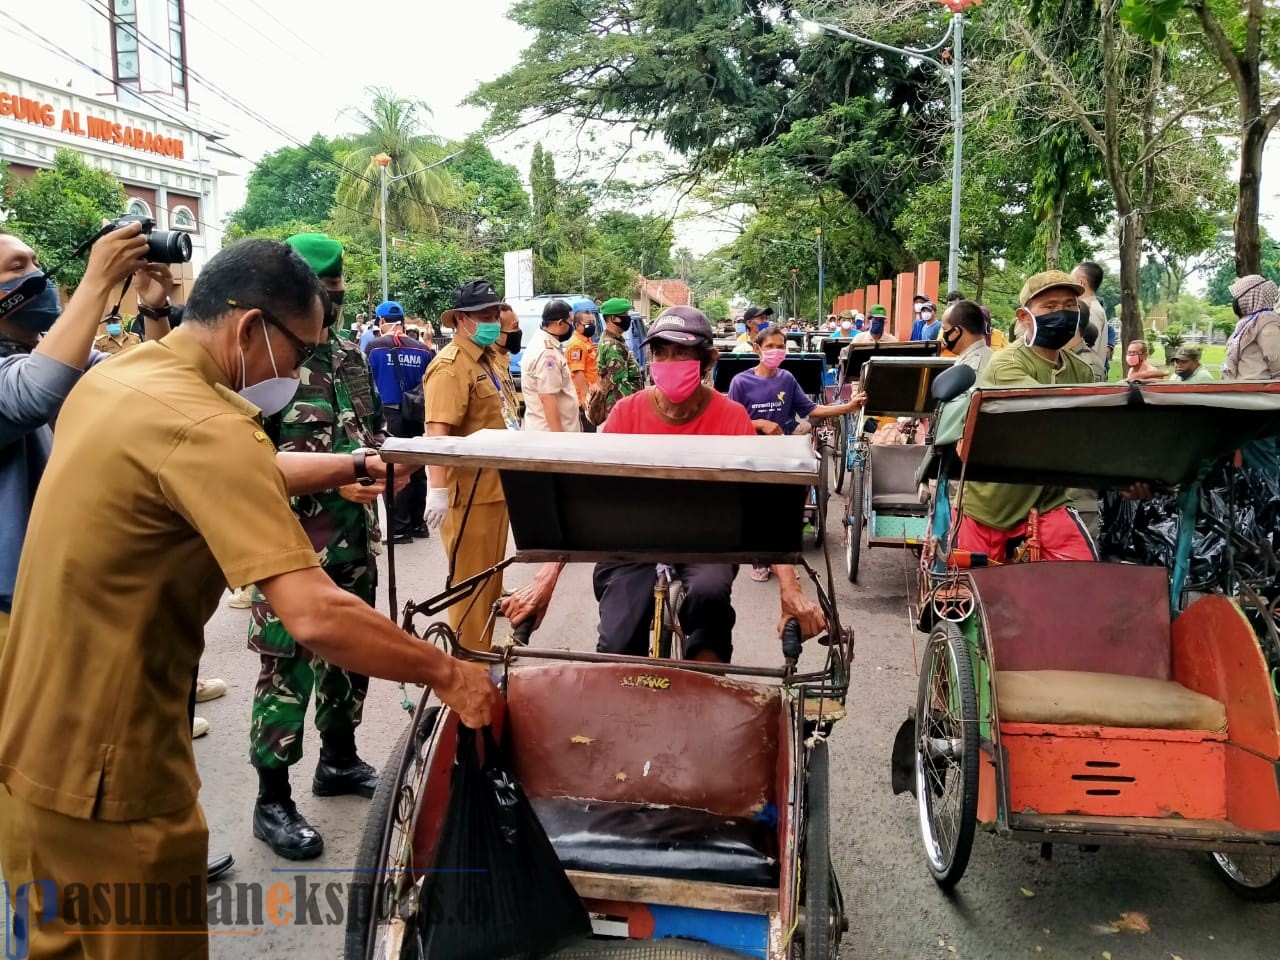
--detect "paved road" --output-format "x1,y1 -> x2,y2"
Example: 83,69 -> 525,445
121,490 -> 1280,956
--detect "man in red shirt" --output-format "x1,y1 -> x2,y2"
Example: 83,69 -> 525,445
501,307 -> 824,662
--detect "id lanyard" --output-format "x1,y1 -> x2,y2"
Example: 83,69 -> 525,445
481,357 -> 521,430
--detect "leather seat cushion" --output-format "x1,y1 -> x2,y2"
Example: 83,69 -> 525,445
996,670 -> 1227,732
531,797 -> 778,888
871,493 -> 924,511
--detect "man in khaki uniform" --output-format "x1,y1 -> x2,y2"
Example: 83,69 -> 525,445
92,316 -> 143,355
521,298 -> 582,432
423,280 -> 511,651
0,240 -> 496,958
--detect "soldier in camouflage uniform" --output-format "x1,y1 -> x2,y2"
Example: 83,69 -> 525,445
590,297 -> 643,424
247,233 -> 386,861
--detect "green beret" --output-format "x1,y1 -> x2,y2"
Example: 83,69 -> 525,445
600,297 -> 632,317
285,233 -> 344,278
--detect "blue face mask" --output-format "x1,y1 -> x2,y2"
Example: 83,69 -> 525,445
472,321 -> 502,347
0,271 -> 61,333
870,318 -> 886,336
106,321 -> 123,337
735,322 -> 747,335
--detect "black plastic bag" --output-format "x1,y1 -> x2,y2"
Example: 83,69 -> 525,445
421,725 -> 591,960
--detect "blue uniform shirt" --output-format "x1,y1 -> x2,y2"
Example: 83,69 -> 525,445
365,335 -> 434,405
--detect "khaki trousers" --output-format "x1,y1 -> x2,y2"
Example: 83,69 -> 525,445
0,786 -> 207,959
440,500 -> 510,651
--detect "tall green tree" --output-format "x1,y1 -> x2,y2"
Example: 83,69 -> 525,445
1122,0 -> 1280,276
0,149 -> 128,290
229,134 -> 340,232
336,88 -> 456,234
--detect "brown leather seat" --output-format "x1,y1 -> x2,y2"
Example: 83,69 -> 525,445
870,444 -> 927,512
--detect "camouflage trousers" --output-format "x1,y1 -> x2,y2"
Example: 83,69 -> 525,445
248,561 -> 374,770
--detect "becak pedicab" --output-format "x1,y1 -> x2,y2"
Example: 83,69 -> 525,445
348,431 -> 853,958
892,375 -> 1280,897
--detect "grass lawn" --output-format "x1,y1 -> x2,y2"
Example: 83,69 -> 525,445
1106,343 -> 1225,382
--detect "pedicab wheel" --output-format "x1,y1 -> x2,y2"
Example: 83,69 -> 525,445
801,737 -> 841,960
833,417 -> 848,494
345,707 -> 441,960
1209,851 -> 1280,901
845,468 -> 863,583
812,446 -> 830,548
915,623 -> 978,890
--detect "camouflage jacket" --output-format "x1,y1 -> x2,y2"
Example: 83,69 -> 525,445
596,331 -> 642,415
264,332 -> 386,567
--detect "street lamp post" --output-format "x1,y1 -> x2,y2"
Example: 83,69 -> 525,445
373,150 -> 465,304
801,2 -> 979,293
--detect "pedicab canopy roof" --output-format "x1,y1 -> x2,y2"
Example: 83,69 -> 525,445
860,357 -> 956,418
380,431 -> 819,561
839,340 -> 941,382
712,353 -> 826,397
955,381 -> 1280,489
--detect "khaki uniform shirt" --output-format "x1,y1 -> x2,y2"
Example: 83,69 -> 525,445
0,331 -> 319,822
1078,295 -> 1109,380
1222,311 -> 1280,381
92,320 -> 143,357
521,332 -> 582,433
423,335 -> 507,504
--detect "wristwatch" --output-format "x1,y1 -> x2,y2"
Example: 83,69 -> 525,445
137,298 -> 172,319
352,449 -> 376,486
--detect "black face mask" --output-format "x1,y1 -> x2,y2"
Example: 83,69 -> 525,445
942,325 -> 963,351
1029,310 -> 1080,350
502,328 -> 523,354
582,323 -> 596,338
547,322 -> 572,343
612,315 -> 632,333
1176,367 -> 1192,381
324,289 -> 345,327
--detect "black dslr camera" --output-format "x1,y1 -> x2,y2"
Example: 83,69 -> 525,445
103,214 -> 193,264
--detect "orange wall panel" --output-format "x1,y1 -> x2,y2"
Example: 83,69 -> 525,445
895,272 -> 916,340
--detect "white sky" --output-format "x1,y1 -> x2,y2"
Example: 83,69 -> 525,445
4,0 -> 1278,265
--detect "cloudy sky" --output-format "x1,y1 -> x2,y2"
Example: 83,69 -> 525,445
5,0 -> 1278,265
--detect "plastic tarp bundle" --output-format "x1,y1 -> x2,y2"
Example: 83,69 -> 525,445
1099,439 -> 1280,591
421,726 -> 591,960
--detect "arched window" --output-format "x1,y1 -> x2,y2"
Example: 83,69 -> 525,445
171,205 -> 196,231
126,197 -> 152,219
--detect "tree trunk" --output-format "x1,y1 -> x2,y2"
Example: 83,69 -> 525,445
1044,191 -> 1066,270
1117,208 -> 1144,348
1236,120 -> 1266,276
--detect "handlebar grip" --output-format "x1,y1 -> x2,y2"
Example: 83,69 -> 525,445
512,619 -> 535,646
781,618 -> 803,663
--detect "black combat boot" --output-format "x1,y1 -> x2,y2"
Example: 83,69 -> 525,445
252,766 -> 324,860
313,731 -> 380,799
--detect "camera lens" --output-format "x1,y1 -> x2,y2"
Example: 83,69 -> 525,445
148,230 -> 193,264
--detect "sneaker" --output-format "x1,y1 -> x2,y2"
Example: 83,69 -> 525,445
226,587 -> 253,609
196,678 -> 227,703
192,717 -> 210,739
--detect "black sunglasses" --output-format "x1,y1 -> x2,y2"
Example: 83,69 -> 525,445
228,300 -> 320,369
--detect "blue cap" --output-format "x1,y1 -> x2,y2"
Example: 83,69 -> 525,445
571,298 -> 598,314
375,301 -> 405,320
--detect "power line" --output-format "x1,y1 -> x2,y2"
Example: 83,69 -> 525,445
211,0 -> 325,59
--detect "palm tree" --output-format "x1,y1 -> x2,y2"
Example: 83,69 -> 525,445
336,88 -> 456,233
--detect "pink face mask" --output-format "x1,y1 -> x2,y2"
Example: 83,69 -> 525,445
760,347 -> 786,369
650,359 -> 703,403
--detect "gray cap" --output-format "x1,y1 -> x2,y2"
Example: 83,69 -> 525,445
642,306 -> 714,346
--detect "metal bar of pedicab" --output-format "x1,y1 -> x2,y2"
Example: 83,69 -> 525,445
471,643 -> 835,682
386,459 -> 397,620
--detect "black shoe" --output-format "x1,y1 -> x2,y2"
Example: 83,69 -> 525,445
411,525 -> 430,539
207,852 -> 235,882
313,757 -> 379,799
252,799 -> 324,860
385,532 -> 413,545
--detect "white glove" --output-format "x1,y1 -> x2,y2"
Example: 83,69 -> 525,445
425,487 -> 450,529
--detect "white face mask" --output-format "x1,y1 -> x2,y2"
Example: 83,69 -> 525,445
238,317 -> 301,416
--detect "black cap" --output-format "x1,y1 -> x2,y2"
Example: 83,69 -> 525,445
450,279 -> 505,312
742,305 -> 774,323
642,306 -> 714,346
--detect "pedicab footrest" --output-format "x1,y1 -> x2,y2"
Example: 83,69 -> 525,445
531,797 -> 779,888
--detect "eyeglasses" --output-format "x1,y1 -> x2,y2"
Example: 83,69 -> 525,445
228,300 -> 320,369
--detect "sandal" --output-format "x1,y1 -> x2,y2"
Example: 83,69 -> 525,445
750,565 -> 771,583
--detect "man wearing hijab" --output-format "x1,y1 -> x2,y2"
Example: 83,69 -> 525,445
247,233 -> 392,861
1221,275 -> 1280,381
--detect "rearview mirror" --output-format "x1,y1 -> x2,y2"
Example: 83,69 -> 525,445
932,363 -> 976,402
